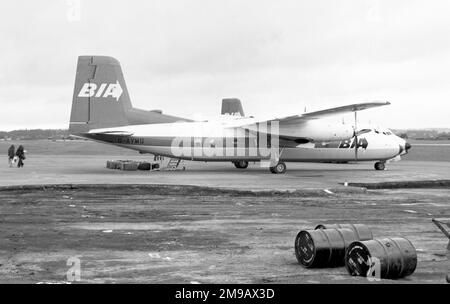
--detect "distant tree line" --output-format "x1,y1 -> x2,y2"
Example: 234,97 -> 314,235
392,129 -> 450,140
0,129 -> 71,140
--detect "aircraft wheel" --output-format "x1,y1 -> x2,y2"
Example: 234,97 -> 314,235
374,162 -> 386,171
233,160 -> 248,169
270,162 -> 287,174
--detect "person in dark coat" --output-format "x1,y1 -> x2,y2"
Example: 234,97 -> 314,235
15,145 -> 25,168
8,145 -> 15,167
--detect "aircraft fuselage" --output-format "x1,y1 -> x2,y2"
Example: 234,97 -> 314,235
80,122 -> 407,163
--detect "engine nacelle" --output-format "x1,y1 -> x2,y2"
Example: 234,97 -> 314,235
279,120 -> 354,142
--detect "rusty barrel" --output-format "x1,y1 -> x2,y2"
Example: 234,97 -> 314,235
345,237 -> 417,279
315,224 -> 373,241
295,228 -> 373,268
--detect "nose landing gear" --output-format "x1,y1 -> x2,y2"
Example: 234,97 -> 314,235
270,162 -> 287,174
374,161 -> 386,171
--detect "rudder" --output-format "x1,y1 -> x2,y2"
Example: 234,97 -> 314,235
221,98 -> 245,117
69,56 -> 132,134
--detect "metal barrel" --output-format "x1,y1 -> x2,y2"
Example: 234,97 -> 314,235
345,237 -> 417,279
295,228 -> 373,268
315,224 -> 373,241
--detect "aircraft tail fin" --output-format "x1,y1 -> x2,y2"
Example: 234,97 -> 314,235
221,98 -> 245,117
69,56 -> 132,134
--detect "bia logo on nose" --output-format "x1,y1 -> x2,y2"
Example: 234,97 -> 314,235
78,81 -> 123,101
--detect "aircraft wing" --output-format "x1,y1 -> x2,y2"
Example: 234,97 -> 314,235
225,101 -> 390,128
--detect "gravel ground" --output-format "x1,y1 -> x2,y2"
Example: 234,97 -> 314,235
0,185 -> 448,284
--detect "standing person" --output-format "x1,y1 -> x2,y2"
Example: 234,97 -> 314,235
7,145 -> 15,167
16,145 -> 25,168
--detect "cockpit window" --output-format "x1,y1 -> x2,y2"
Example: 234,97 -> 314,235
358,129 -> 371,135
372,129 -> 392,135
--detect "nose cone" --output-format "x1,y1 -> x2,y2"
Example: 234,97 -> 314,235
398,139 -> 412,156
405,142 -> 412,152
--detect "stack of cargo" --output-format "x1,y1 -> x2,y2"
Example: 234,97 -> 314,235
106,160 -> 160,171
294,223 -> 417,280
118,161 -> 139,171
137,162 -> 160,171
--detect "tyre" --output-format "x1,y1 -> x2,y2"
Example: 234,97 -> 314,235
270,162 -> 286,174
374,162 -> 385,171
234,160 -> 248,169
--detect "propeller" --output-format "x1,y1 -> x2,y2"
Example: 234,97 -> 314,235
352,112 -> 372,161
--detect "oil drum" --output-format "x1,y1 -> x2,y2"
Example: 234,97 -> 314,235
315,224 -> 373,241
345,237 -> 417,279
295,228 -> 373,268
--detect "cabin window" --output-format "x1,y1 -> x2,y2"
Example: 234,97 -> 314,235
194,138 -> 202,147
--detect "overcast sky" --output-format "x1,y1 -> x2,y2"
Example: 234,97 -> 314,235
1,0 -> 450,130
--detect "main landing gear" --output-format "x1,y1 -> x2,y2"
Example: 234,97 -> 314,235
270,162 -> 287,174
374,161 -> 386,171
268,148 -> 286,174
233,160 -> 249,169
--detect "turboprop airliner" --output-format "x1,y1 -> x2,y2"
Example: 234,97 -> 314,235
220,99 -> 411,171
69,56 -> 411,174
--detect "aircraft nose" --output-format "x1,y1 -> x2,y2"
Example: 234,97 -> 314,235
398,140 -> 412,155
405,142 -> 412,152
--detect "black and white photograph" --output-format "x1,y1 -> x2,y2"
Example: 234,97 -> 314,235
0,0 -> 449,298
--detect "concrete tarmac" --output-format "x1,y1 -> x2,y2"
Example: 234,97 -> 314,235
2,155 -> 450,190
